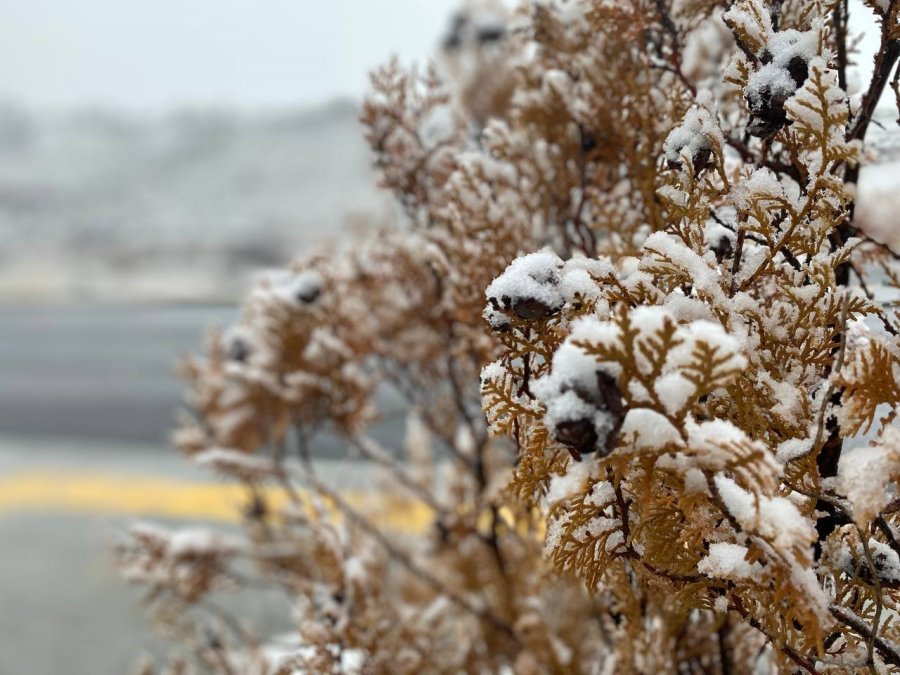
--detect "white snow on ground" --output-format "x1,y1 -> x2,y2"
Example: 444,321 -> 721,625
0,99 -> 384,302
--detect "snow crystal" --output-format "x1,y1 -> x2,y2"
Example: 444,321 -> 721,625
584,480 -> 616,507
267,268 -> 324,307
663,105 -> 722,171
697,542 -> 762,580
548,342 -> 603,389
679,320 -> 746,369
764,29 -> 817,70
486,250 -> 565,321
776,437 -> 813,463
688,420 -> 752,465
866,539 -> 900,583
722,2 -> 773,52
480,359 -> 506,384
485,251 -> 611,325
405,410 -> 432,464
210,404 -> 254,440
714,475 -> 816,551
838,427 -> 900,525
618,408 -> 684,451
654,372 -> 696,416
340,648 -> 367,674
642,232 -> 727,305
545,459 -> 594,508
684,468 -> 708,494
343,556 -> 368,584
168,528 -> 243,557
453,423 -> 475,456
744,27 -> 816,137
222,324 -> 255,363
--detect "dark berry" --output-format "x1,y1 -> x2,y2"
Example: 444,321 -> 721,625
296,286 -> 321,304
477,26 -> 506,44
712,235 -> 734,263
786,55 -> 809,88
596,371 -> 624,423
512,297 -> 554,320
227,337 -> 250,362
554,418 -> 599,454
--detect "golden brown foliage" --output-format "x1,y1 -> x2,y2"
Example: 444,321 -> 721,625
121,1 -> 900,673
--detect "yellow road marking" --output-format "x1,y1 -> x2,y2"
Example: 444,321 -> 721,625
0,472 -> 435,533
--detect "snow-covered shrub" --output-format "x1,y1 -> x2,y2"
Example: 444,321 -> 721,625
122,1 -> 900,673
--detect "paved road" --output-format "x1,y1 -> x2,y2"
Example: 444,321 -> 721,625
0,435 -> 390,675
0,304 -> 410,674
0,303 -> 236,442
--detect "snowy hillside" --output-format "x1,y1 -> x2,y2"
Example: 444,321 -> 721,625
0,99 -> 384,302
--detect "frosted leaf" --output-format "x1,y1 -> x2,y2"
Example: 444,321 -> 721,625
193,447 -> 279,479
480,359 -> 506,384
714,475 -> 816,551
618,409 -> 684,451
584,481 -> 616,507
733,167 -> 794,215
673,320 -> 747,372
776,437 -> 813,463
642,232 -> 727,305
698,542 -> 763,580
486,250 -> 565,320
654,372 -> 696,416
544,459 -> 594,508
663,105 -> 722,173
723,1 -> 774,54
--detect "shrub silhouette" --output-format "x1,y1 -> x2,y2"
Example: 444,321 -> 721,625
120,1 -> 900,672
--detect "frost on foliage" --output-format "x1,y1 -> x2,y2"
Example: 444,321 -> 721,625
273,269 -> 324,307
838,426 -> 900,526
726,0 -> 818,139
722,0 -> 773,55
193,447 -> 279,481
533,305 -> 747,459
485,250 -> 605,327
533,334 -> 624,457
697,542 -> 762,581
714,475 -> 816,554
663,101 -> 722,174
617,409 -> 682,452
118,523 -> 244,603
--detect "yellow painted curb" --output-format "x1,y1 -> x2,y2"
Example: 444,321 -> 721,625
0,472 -> 435,533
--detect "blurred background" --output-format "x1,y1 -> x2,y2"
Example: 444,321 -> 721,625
0,1 -> 463,673
0,1 -> 891,673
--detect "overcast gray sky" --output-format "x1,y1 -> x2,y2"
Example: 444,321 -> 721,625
0,0 -> 884,111
0,0 -> 462,110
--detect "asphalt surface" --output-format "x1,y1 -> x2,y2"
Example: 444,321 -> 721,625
0,304 -> 405,675
0,303 -> 236,443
